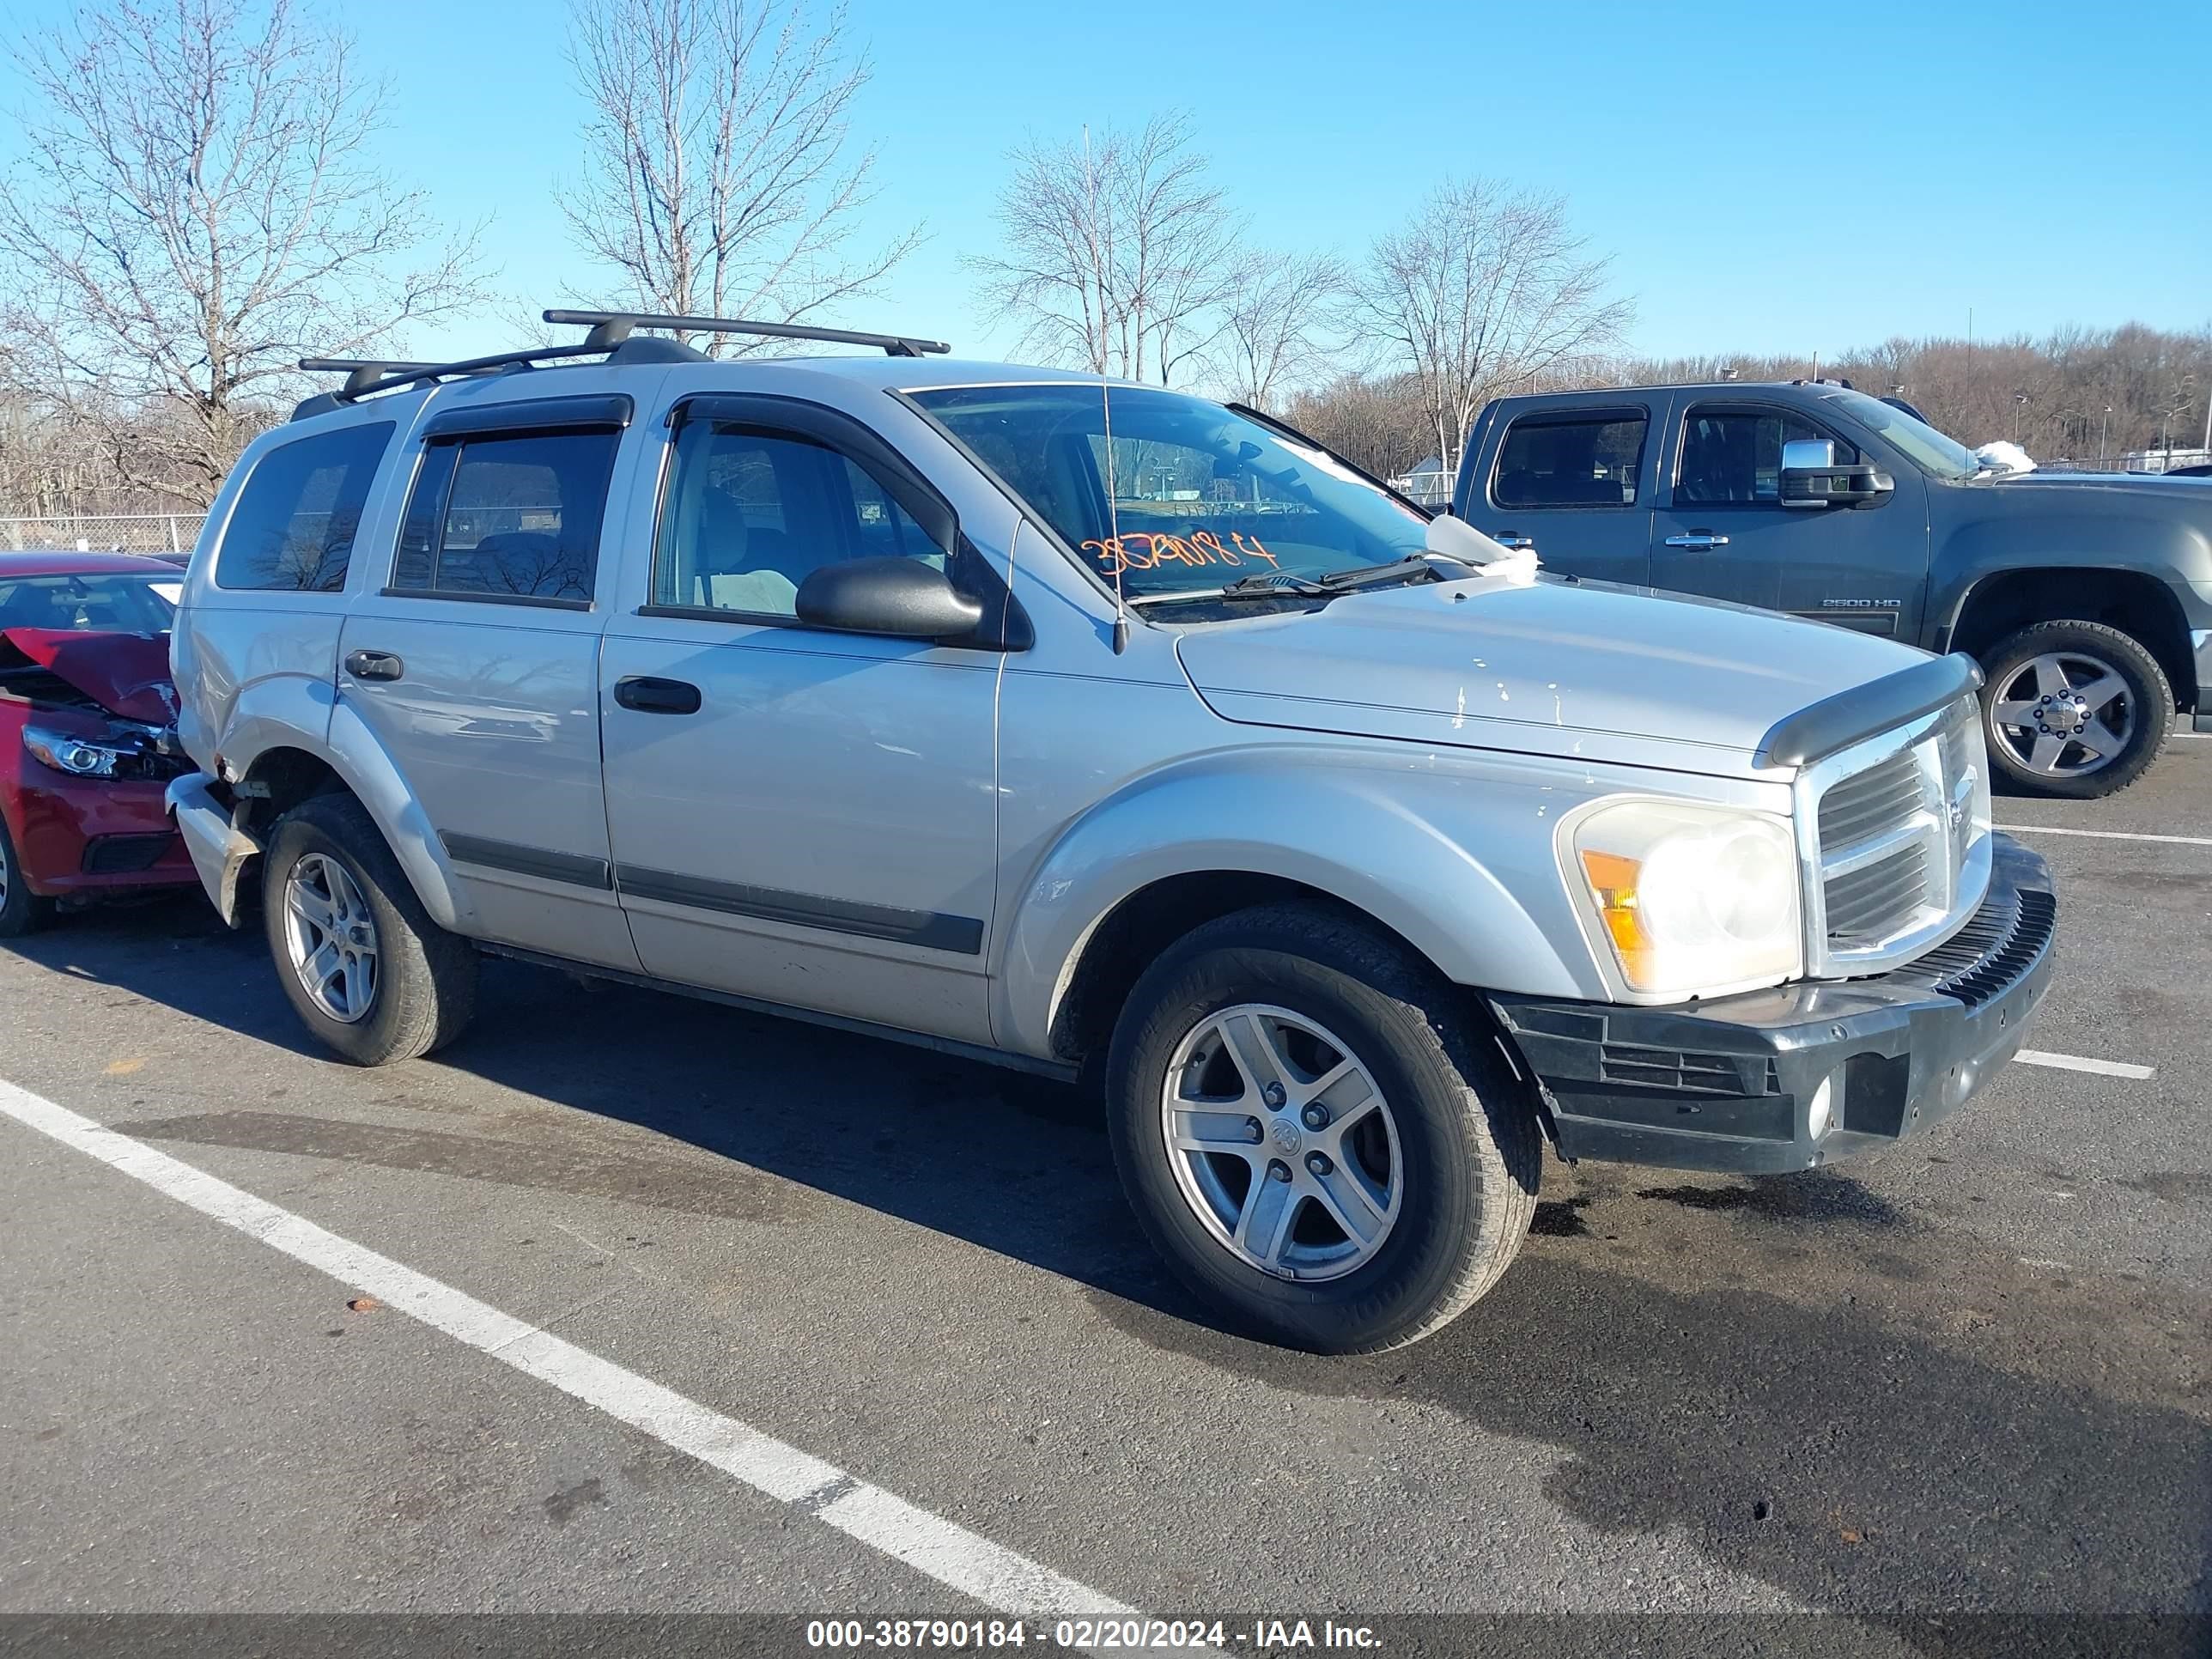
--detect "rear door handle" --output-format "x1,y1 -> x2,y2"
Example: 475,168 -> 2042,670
614,675 -> 702,715
1491,532 -> 1536,550
343,649 -> 404,682
1663,532 -> 1731,550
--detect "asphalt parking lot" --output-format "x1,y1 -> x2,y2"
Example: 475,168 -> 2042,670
3,744 -> 2208,1659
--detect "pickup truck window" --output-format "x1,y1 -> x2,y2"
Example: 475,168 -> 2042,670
1677,407 -> 1856,505
392,429 -> 619,604
213,422 -> 393,593
1823,389 -> 1981,481
1492,413 -> 1646,509
908,383 -> 1426,596
651,421 -> 946,618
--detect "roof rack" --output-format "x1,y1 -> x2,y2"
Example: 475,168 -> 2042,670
543,309 -> 951,359
291,307 -> 951,421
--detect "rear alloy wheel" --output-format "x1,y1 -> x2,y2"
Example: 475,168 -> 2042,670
1978,620 -> 2171,799
0,814 -> 51,939
262,793 -> 477,1066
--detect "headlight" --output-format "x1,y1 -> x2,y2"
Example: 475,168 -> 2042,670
1570,800 -> 1802,996
22,722 -> 184,781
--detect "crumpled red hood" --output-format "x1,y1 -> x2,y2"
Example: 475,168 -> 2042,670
0,628 -> 177,724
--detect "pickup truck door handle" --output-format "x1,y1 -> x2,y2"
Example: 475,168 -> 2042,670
1663,532 -> 1732,550
343,649 -> 404,682
1491,532 -> 1536,550
614,675 -> 703,715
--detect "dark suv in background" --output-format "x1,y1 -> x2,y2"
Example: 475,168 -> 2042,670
1451,381 -> 2212,797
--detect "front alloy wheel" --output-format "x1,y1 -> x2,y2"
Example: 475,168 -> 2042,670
1106,902 -> 1541,1353
1161,1004 -> 1402,1282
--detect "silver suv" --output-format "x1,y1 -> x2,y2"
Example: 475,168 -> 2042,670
166,312 -> 2057,1352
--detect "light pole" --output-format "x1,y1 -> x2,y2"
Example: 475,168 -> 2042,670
2100,404 -> 2112,461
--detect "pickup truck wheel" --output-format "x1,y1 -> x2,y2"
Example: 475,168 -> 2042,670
1978,620 -> 2171,799
0,814 -> 52,939
1105,902 -> 1540,1353
262,794 -> 477,1066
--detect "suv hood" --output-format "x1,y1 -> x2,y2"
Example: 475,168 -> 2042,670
1172,574 -> 1925,778
0,628 -> 178,723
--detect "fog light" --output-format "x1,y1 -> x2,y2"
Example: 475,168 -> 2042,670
1807,1076 -> 1835,1139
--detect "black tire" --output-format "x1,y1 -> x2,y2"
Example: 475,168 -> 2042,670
261,793 -> 477,1065
1105,902 -> 1541,1353
1977,619 -> 2172,799
0,813 -> 51,939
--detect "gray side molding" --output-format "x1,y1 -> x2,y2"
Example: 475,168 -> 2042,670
1758,653 -> 1984,768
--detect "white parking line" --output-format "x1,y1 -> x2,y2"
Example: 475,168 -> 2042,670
2014,1050 -> 2157,1079
0,1078 -> 1162,1638
1996,823 -> 2212,848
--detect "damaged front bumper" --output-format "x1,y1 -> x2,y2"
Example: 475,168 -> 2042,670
165,771 -> 263,927
1490,836 -> 2057,1175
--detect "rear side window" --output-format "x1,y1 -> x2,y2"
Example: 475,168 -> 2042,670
392,429 -> 621,604
1677,407 -> 1859,505
214,422 -> 393,592
1492,413 -> 1647,509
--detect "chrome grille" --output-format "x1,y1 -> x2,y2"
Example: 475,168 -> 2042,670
1822,843 -> 1929,943
1802,696 -> 1991,975
1817,750 -> 1923,846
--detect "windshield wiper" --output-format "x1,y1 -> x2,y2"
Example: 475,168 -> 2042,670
1131,556 -> 1449,610
1312,555 -> 1443,592
1128,571 -> 1329,607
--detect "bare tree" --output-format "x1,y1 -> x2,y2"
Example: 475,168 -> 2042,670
967,115 -> 1241,384
0,0 -> 488,508
1208,251 -> 1346,411
1346,177 -> 1632,475
562,0 -> 920,353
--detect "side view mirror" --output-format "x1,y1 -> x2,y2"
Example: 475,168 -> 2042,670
795,556 -> 985,640
1780,438 -> 1894,510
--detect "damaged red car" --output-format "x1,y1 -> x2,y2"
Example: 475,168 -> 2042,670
0,551 -> 197,936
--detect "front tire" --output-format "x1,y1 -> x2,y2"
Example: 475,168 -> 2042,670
0,813 -> 51,939
262,793 -> 477,1065
1978,619 -> 2170,799
1105,902 -> 1540,1353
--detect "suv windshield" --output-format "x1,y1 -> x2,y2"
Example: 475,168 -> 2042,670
907,383 -> 1431,598
1825,389 -> 1982,482
0,572 -> 176,633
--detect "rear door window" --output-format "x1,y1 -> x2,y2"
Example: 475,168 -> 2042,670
1676,406 -> 1859,505
213,422 -> 393,592
1492,413 -> 1646,508
392,429 -> 621,604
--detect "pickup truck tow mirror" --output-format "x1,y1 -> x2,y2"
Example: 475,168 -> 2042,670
1780,438 -> 1894,510
795,556 -> 987,641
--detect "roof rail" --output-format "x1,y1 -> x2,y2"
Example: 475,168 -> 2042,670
299,358 -> 447,398
543,309 -> 951,359
292,307 -> 951,421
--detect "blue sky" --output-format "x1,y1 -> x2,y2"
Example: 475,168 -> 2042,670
7,0 -> 2210,367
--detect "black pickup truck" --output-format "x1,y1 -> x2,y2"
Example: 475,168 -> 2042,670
1450,381 -> 2212,796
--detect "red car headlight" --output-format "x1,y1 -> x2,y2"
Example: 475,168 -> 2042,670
21,721 -> 188,781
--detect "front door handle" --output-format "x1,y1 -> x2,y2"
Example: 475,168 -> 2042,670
614,675 -> 702,715
1492,532 -> 1536,550
1663,532 -> 1731,550
343,649 -> 404,682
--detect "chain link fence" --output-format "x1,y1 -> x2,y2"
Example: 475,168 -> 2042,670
2,513 -> 206,555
